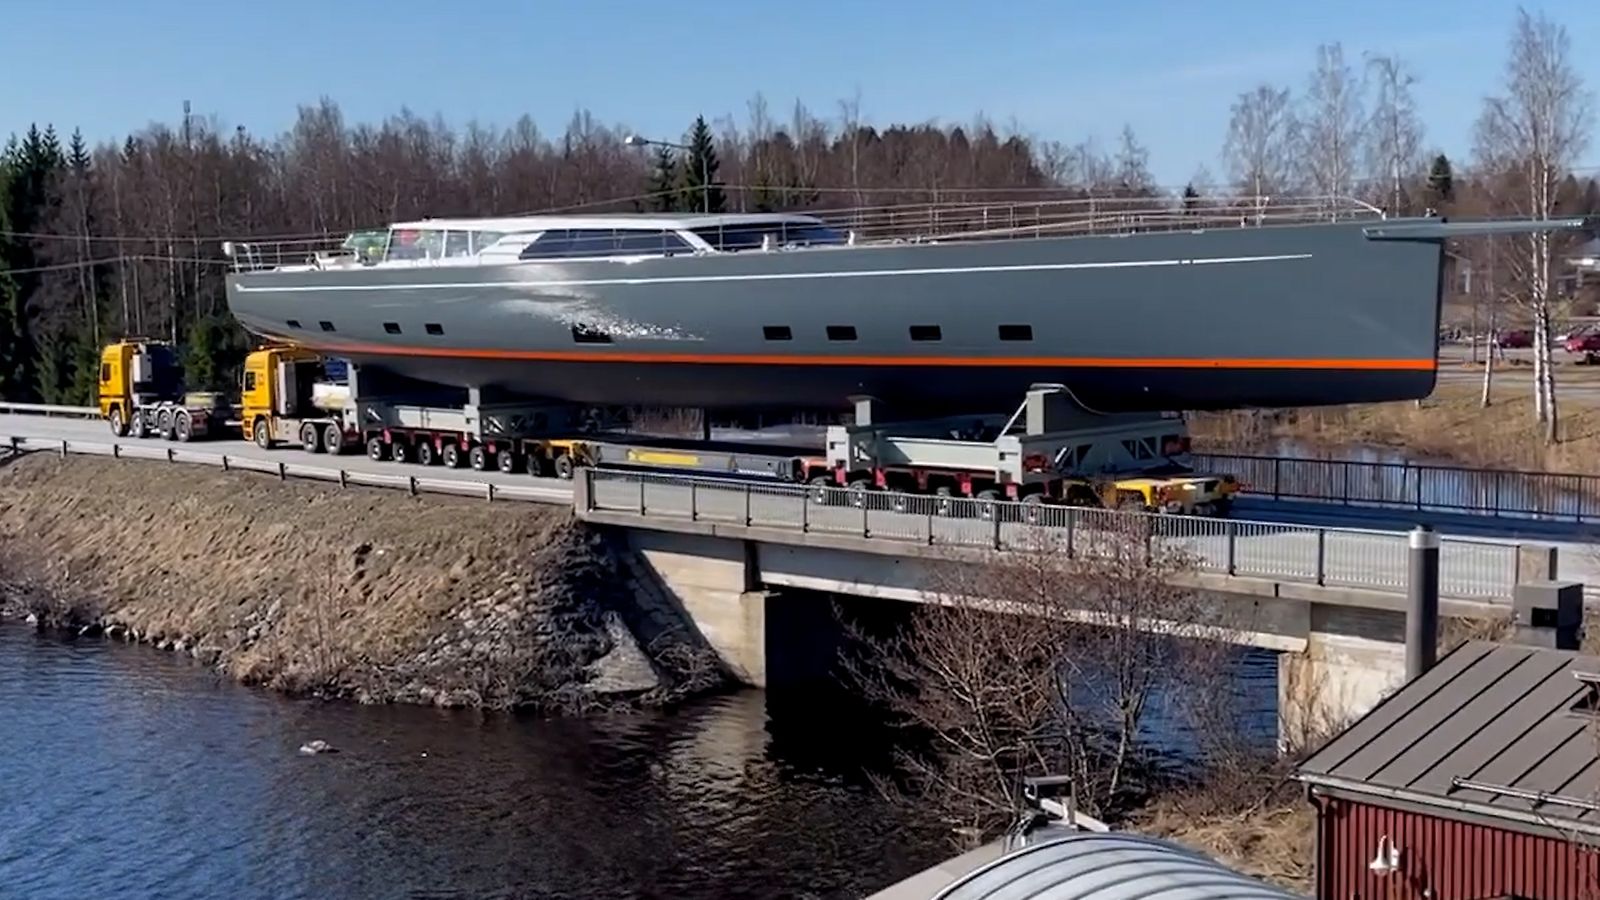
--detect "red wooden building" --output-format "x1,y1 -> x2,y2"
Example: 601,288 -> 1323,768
1298,640 -> 1600,899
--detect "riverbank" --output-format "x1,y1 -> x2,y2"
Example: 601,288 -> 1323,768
0,453 -> 721,711
1191,383 -> 1600,473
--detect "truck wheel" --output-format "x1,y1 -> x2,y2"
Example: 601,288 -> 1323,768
415,441 -> 437,466
391,441 -> 411,464
468,446 -> 490,471
158,409 -> 176,441
553,453 -> 575,480
498,450 -> 521,474
440,443 -> 463,469
366,436 -> 389,461
130,411 -> 148,439
108,407 -> 129,437
174,412 -> 193,442
323,424 -> 344,456
300,422 -> 324,453
253,418 -> 273,449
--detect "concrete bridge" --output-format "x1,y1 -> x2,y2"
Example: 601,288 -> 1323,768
573,469 -> 1577,735
2,413 -> 1594,735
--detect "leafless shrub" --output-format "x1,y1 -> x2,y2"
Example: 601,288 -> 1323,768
848,517 -> 1252,844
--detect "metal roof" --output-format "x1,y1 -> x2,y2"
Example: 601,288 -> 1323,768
1298,640 -> 1600,835
929,832 -> 1304,900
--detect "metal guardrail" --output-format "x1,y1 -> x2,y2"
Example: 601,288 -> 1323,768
578,470 -> 1526,602
1197,452 -> 1600,523
0,436 -> 562,504
0,402 -> 98,419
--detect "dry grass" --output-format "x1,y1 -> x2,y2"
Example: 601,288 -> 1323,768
0,454 -> 658,709
1192,384 -> 1600,473
1132,787 -> 1314,894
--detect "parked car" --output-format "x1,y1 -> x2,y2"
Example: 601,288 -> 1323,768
1496,330 -> 1533,349
1567,333 -> 1600,354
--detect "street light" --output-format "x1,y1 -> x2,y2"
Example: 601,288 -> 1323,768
624,133 -> 710,214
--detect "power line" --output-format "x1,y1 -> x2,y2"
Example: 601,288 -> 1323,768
0,254 -> 229,277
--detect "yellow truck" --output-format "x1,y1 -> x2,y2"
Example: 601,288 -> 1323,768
97,339 -> 231,440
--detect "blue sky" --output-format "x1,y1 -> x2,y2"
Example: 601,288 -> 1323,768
4,0 -> 1597,187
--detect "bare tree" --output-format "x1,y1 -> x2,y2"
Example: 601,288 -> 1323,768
1299,43 -> 1366,210
1114,125 -> 1155,196
1222,84 -> 1298,199
849,519 -> 1246,845
1364,53 -> 1426,214
1474,7 -> 1595,442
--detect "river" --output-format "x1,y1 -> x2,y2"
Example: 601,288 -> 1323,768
0,623 -> 1280,900
0,624 -> 954,900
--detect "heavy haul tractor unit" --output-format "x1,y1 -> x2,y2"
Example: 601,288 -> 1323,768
239,345 -> 360,453
98,339 -> 233,441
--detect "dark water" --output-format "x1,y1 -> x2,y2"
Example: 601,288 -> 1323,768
0,625 -> 1281,900
0,625 -> 950,900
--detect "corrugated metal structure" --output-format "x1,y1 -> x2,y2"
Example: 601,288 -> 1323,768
929,832 -> 1304,899
1298,640 -> 1600,898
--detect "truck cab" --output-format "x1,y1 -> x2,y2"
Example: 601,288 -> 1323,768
240,345 -> 354,452
98,339 -> 183,437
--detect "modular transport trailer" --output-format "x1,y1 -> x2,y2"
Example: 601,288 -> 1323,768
821,388 -> 1239,516
95,343 -> 1238,516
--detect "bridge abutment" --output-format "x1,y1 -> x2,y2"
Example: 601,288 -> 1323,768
622,529 -> 769,686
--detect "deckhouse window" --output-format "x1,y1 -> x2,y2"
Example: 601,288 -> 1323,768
469,231 -> 507,254
615,230 -> 691,256
386,228 -> 445,261
692,222 -> 845,252
519,228 -> 691,260
443,230 -> 472,258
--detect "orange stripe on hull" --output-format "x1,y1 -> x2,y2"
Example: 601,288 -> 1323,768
297,340 -> 1436,371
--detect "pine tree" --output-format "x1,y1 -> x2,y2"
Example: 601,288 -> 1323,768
1181,183 -> 1202,215
647,146 -> 680,212
1424,154 -> 1454,209
0,161 -> 19,400
679,116 -> 726,214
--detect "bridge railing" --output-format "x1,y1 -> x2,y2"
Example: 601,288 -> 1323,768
580,470 -> 1524,601
0,435 -> 561,504
1197,452 -> 1600,522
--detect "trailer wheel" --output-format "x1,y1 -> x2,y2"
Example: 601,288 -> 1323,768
323,424 -> 344,456
390,440 -> 411,464
174,412 -> 193,442
441,443 -> 463,469
253,418 -> 273,449
1020,492 -> 1046,524
108,407 -> 129,438
366,436 -> 389,461
553,453 -> 575,480
415,440 -> 437,466
468,446 -> 490,471
300,422 -> 324,453
933,486 -> 954,517
498,450 -> 522,474
847,479 -> 871,509
975,489 -> 1001,521
808,476 -> 831,505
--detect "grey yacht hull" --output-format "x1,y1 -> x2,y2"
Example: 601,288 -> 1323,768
225,219 -> 1446,414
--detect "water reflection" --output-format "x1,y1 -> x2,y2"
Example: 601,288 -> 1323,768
0,626 -> 946,900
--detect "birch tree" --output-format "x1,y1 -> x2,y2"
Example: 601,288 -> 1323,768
1473,7 -> 1595,442
1221,85 -> 1298,202
1299,43 -> 1366,213
1365,53 -> 1426,214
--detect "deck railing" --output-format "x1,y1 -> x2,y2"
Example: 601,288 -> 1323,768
220,194 -> 1386,273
